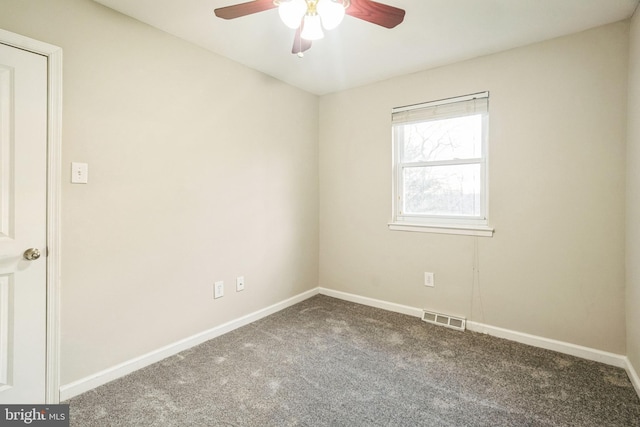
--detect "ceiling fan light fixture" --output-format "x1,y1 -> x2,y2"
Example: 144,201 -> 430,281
278,0 -> 307,29
215,0 -> 404,56
316,0 -> 346,30
301,13 -> 324,40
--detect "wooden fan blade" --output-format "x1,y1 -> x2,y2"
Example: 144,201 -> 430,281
346,0 -> 405,29
214,0 -> 277,20
292,24 -> 312,55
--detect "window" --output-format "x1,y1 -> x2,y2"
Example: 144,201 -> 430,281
389,92 -> 493,236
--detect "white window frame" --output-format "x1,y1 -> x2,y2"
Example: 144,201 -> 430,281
389,92 -> 494,237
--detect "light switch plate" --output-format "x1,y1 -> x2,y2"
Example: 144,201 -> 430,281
71,162 -> 88,184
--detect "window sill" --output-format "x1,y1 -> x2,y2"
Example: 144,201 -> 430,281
388,222 -> 494,237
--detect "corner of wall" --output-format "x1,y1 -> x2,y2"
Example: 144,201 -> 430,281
626,4 -> 640,390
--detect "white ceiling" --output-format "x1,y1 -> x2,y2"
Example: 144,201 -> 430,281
92,0 -> 639,95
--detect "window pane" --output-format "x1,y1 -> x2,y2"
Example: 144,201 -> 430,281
401,114 -> 483,163
403,164 -> 481,216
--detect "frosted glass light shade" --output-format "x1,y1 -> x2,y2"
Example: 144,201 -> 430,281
301,14 -> 324,40
278,0 -> 307,29
317,0 -> 345,30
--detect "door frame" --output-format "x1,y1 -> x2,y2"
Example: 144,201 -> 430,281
0,29 -> 62,404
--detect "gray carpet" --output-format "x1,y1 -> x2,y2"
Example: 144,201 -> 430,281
67,295 -> 640,426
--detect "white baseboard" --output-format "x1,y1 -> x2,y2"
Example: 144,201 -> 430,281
323,288 -> 640,399
59,288 -> 320,401
319,288 -> 630,369
625,357 -> 640,398
60,287 -> 640,402
318,288 -> 424,318
465,321 -> 627,368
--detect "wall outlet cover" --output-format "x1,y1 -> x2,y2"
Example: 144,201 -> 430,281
214,281 -> 224,299
424,272 -> 435,287
71,162 -> 88,184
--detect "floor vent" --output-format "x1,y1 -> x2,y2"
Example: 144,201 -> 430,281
422,310 -> 466,331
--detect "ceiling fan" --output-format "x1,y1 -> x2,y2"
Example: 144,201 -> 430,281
214,0 -> 405,57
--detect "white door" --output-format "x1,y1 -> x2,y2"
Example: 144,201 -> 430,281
0,43 -> 48,403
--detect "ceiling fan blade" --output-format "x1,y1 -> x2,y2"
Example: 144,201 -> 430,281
214,0 -> 277,20
292,23 -> 312,55
346,0 -> 405,29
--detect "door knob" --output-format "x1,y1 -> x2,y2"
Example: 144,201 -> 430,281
23,248 -> 41,261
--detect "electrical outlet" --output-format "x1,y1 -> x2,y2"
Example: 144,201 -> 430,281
71,162 -> 88,184
424,272 -> 435,287
214,281 -> 224,299
236,276 -> 245,292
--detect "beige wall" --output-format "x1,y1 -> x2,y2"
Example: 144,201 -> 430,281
320,22 -> 629,354
0,0 -> 635,391
627,9 -> 640,376
0,0 -> 319,385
